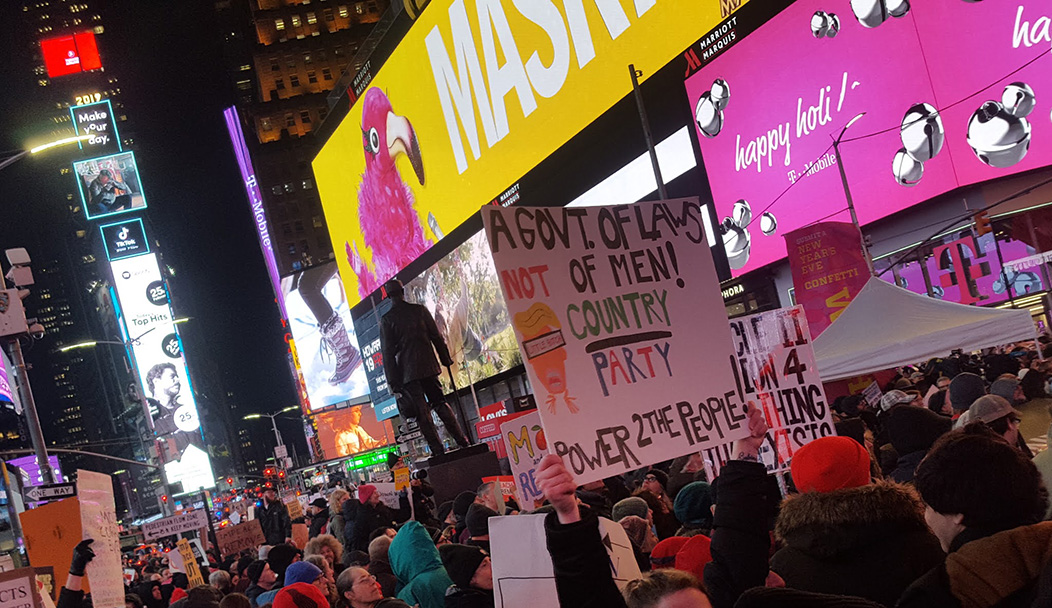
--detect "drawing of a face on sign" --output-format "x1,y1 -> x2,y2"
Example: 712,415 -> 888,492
514,303 -> 577,414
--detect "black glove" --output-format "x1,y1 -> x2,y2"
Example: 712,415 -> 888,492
70,539 -> 95,576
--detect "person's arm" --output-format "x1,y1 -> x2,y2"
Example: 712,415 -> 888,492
392,490 -> 412,523
58,540 -> 94,608
281,503 -> 293,540
423,309 -> 453,367
379,317 -> 402,392
703,405 -> 778,608
538,455 -> 628,608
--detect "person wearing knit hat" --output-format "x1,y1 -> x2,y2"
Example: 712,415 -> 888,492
611,496 -> 650,523
464,504 -> 496,553
637,469 -> 678,540
640,468 -> 669,495
284,561 -> 325,588
772,437 -> 944,606
357,485 -> 378,505
436,501 -> 455,526
273,583 -> 329,608
672,482 -> 713,537
437,544 -> 493,607
948,372 -> 986,416
619,515 -> 658,572
343,484 -> 411,554
267,544 -> 301,586
451,491 -> 476,543
244,560 -> 277,608
884,406 -> 952,483
649,537 -> 689,570
672,534 -> 712,580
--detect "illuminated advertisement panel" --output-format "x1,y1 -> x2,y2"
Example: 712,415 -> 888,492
73,151 -> 148,221
223,107 -> 286,318
6,455 -> 65,487
313,404 -> 394,460
313,0 -> 751,307
40,31 -> 102,78
281,262 -> 369,411
70,99 -> 121,155
109,253 -> 214,489
685,0 -> 1052,276
99,218 -> 150,261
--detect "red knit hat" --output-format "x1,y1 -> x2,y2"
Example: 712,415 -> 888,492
790,436 -> 871,493
273,582 -> 329,608
169,588 -> 187,605
650,537 -> 689,569
358,484 -> 377,504
674,535 -> 712,578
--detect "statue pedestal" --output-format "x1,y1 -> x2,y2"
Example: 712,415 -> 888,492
421,444 -> 501,505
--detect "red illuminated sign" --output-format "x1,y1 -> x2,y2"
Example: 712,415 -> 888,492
41,32 -> 102,78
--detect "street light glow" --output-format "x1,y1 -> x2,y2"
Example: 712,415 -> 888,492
29,134 -> 92,155
242,414 -> 261,420
243,405 -> 299,421
58,341 -> 98,353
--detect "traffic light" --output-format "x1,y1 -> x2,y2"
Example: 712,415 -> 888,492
226,477 -> 234,485
161,494 -> 168,503
263,467 -> 275,477
974,210 -> 992,236
278,470 -> 286,479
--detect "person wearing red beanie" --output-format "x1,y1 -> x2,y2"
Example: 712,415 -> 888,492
273,582 -> 329,608
358,485 -> 377,505
771,436 -> 943,606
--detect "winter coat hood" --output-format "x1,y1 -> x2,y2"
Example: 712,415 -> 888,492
389,521 -> 453,608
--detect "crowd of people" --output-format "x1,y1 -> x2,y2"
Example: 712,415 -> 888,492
53,343 -> 1052,608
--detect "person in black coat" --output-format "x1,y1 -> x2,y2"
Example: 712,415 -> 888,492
257,487 -> 292,546
343,484 -> 411,553
438,544 -> 494,608
379,279 -> 469,455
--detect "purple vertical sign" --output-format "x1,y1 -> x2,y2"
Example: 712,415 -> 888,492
223,106 -> 287,318
0,356 -> 11,404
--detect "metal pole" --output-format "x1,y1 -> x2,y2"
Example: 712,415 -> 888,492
628,64 -> 667,200
271,415 -> 284,446
832,138 -> 875,276
5,340 -> 54,485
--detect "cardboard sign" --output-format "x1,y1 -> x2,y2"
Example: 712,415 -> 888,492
490,514 -> 640,608
215,520 -> 266,557
0,567 -> 44,608
175,540 -> 204,588
701,307 -> 835,474
77,471 -> 123,608
500,411 -> 548,509
142,510 -> 209,541
483,200 -> 745,484
282,494 -> 304,521
291,524 -> 308,549
19,498 -> 81,592
862,381 -> 883,410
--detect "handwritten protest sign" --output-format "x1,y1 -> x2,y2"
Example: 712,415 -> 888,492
175,540 -> 204,588
701,307 -> 835,474
282,493 -> 304,520
483,200 -> 744,484
0,568 -> 45,608
372,483 -> 413,520
142,510 -> 209,541
490,514 -> 640,608
500,411 -> 548,509
77,471 -> 123,608
215,520 -> 265,557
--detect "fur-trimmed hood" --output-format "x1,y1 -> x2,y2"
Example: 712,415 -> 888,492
776,482 -> 929,559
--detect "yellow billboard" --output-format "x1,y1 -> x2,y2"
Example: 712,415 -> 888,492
314,0 -> 747,305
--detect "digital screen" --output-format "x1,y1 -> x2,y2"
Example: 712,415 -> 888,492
100,218 -> 150,261
40,31 -> 102,78
73,151 -> 148,220
312,404 -> 394,460
109,253 -> 213,489
6,455 -> 65,487
281,262 -> 370,411
224,107 -> 286,319
0,351 -> 12,405
313,0 -> 750,308
686,0 -> 1052,276
70,99 -> 121,155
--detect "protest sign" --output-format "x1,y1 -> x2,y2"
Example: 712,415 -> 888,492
19,498 -> 81,592
291,524 -> 308,549
215,520 -> 266,557
372,483 -> 413,520
142,510 -> 209,541
490,514 -> 640,608
77,471 -> 123,608
282,493 -> 304,520
0,567 -> 44,608
175,540 -> 204,588
393,467 -> 410,492
700,307 -> 835,474
500,411 -> 548,509
483,200 -> 744,484
862,381 -> 884,410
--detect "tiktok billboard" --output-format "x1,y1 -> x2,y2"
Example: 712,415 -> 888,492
686,0 -> 1052,276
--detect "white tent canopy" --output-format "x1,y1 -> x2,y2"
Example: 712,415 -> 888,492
813,277 -> 1036,381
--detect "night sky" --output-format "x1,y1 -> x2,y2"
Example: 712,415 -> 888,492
0,2 -> 301,451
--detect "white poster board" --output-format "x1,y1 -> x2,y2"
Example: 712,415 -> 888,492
701,306 -> 835,474
77,470 -> 123,608
490,514 -> 640,608
371,483 -> 413,520
483,200 -> 745,484
142,510 -> 209,541
500,412 -> 548,510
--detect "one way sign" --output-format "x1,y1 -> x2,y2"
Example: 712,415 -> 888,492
23,483 -> 77,502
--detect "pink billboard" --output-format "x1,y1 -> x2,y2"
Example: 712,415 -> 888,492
686,0 -> 1052,276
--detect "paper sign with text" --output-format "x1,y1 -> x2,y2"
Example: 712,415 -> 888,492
372,483 -> 413,520
175,540 -> 204,588
142,510 -> 209,541
483,200 -> 744,484
0,568 -> 44,608
215,520 -> 266,557
701,307 -> 834,474
500,411 -> 548,509
282,494 -> 304,521
77,471 -> 123,608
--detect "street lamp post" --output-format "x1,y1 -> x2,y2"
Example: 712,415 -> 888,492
831,112 -> 875,276
243,406 -> 299,456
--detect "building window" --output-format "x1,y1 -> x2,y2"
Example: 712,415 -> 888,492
307,12 -> 317,24
338,5 -> 349,18
303,52 -> 312,65
287,56 -> 296,68
288,243 -> 297,255
302,178 -> 314,190
283,225 -> 293,237
355,2 -> 364,14
313,215 -> 324,228
275,18 -> 285,30
269,58 -> 279,71
275,78 -> 285,90
308,71 -> 317,84
295,221 -> 305,233
271,185 -> 284,195
285,182 -> 295,193
291,15 -> 301,27
324,8 -> 334,21
261,117 -> 273,130
290,74 -> 300,87
300,109 -> 311,123
322,68 -> 333,80
286,113 -> 296,127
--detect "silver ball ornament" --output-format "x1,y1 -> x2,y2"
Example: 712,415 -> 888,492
900,103 -> 945,162
1001,82 -> 1035,118
886,0 -> 910,18
721,218 -> 751,270
731,199 -> 752,227
695,92 -> 723,138
966,100 -> 1032,168
851,0 -> 889,28
710,79 -> 730,111
759,212 -> 778,236
811,11 -> 840,38
893,148 -> 924,186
